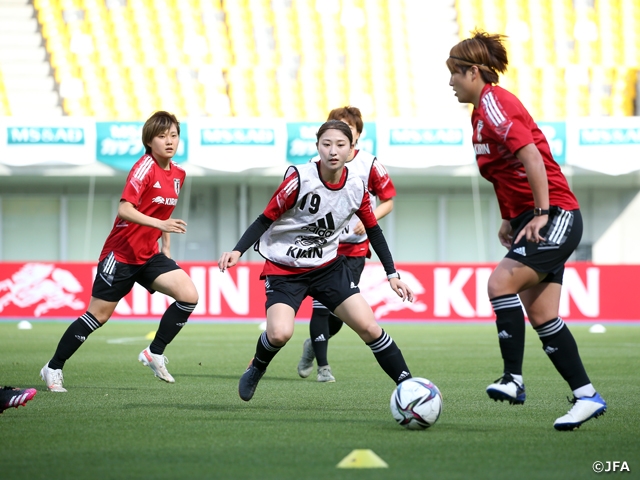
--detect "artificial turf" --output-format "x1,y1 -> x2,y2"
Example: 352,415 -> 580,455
0,321 -> 638,479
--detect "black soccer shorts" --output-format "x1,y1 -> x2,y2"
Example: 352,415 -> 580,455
264,256 -> 360,313
91,252 -> 181,302
505,207 -> 583,284
312,255 -> 365,311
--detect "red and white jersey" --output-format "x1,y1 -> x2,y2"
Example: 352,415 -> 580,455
472,84 -> 578,220
100,154 -> 186,264
310,150 -> 396,257
258,161 -> 377,276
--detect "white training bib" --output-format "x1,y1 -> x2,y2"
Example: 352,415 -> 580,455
258,162 -> 366,268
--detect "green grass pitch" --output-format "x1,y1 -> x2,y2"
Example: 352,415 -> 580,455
1,321 -> 638,479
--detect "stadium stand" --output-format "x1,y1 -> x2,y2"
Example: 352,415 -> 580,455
455,0 -> 638,119
0,0 -> 62,115
0,0 -> 636,120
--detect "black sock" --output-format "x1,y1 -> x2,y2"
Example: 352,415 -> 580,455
327,313 -> 343,337
48,312 -> 102,370
535,317 -> 591,390
150,301 -> 197,355
367,330 -> 411,384
252,331 -> 282,372
490,294 -> 526,375
309,308 -> 331,366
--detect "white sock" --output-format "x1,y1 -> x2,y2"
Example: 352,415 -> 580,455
511,374 -> 523,385
573,383 -> 596,398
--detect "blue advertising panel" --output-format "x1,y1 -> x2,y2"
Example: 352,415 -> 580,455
538,121 -> 566,165
96,122 -> 187,171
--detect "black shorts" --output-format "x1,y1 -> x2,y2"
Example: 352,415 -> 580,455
312,256 -> 365,310
265,256 -> 360,313
505,207 -> 582,284
91,252 -> 181,302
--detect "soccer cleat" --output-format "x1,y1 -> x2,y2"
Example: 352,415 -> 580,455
40,364 -> 67,392
486,373 -> 526,405
238,361 -> 265,401
553,392 -> 607,431
0,386 -> 37,413
297,338 -> 315,378
317,365 -> 335,383
138,347 -> 175,383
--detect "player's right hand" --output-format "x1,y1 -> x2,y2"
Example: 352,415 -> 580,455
160,218 -> 187,234
218,251 -> 241,272
498,219 -> 513,249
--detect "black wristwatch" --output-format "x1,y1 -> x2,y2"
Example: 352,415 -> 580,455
533,207 -> 550,216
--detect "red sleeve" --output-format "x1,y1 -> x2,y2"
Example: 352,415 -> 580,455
121,158 -> 153,206
367,158 -> 396,201
263,171 -> 300,221
355,189 -> 378,228
482,89 -> 535,155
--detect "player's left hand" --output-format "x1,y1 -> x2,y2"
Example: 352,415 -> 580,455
389,278 -> 414,302
353,221 -> 366,235
515,215 -> 547,244
218,251 -> 241,272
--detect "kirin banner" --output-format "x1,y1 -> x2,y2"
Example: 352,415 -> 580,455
0,262 -> 636,322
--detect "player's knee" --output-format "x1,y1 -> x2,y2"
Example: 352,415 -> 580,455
268,328 -> 292,346
487,273 -> 508,299
356,322 -> 382,344
183,291 -> 199,305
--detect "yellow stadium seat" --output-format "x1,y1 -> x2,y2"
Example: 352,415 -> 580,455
27,0 -> 639,119
0,70 -> 11,116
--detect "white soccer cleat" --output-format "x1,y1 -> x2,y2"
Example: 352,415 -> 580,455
138,347 -> 175,383
297,338 -> 315,378
40,364 -> 67,392
554,393 -> 607,431
317,365 -> 335,383
486,373 -> 526,405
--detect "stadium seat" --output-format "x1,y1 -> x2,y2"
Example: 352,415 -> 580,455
22,0 -> 639,119
0,70 -> 10,116
453,0 -> 639,119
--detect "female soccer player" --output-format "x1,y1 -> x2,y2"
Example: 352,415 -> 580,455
218,120 -> 414,401
297,106 -> 397,383
40,111 -> 199,392
446,31 -> 606,430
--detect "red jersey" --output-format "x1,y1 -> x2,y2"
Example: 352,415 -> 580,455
100,154 -> 186,264
337,150 -> 396,257
472,84 -> 578,220
261,163 -> 378,277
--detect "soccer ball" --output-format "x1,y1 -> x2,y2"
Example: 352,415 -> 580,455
390,377 -> 442,430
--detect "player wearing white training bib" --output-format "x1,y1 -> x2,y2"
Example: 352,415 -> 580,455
218,120 -> 416,402
257,161 -> 366,268
298,107 -> 397,383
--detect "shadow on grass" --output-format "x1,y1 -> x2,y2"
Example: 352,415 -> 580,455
176,373 -> 313,383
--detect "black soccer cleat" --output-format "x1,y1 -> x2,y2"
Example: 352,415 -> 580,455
238,361 -> 265,401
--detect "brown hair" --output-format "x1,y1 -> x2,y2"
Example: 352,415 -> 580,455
316,119 -> 353,145
142,111 -> 180,154
446,31 -> 508,84
326,106 -> 364,134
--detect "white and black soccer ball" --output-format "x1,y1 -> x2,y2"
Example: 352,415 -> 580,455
390,377 -> 442,430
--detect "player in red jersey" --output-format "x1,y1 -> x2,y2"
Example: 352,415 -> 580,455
447,31 -> 606,431
296,106 -> 397,383
40,111 -> 198,392
218,120 -> 414,402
